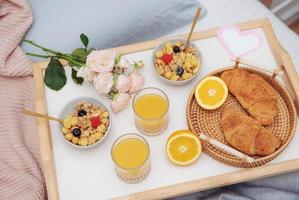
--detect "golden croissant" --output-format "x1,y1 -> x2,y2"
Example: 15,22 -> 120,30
220,68 -> 278,125
221,107 -> 281,156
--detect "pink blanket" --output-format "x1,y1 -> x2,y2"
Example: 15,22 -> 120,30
0,0 -> 46,199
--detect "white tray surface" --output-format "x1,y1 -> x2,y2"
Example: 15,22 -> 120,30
45,28 -> 299,200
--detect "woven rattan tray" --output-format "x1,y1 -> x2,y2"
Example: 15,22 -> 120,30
187,66 -> 297,168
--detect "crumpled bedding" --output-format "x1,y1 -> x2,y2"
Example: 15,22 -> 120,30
0,0 -> 46,199
174,171 -> 299,200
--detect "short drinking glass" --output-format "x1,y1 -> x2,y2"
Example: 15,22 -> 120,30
111,133 -> 151,183
132,87 -> 169,136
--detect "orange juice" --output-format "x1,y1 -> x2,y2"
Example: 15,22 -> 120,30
133,92 -> 169,136
112,138 -> 149,169
134,94 -> 167,119
111,134 -> 151,183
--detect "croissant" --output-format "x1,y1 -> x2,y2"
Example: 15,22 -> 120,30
220,68 -> 278,125
221,107 -> 281,156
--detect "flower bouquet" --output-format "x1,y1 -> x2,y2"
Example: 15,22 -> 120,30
24,34 -> 145,113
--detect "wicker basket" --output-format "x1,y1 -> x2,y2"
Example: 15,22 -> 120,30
187,66 -> 297,168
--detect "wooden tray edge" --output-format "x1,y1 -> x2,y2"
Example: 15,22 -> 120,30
114,158 -> 299,200
262,19 -> 299,112
33,63 -> 60,200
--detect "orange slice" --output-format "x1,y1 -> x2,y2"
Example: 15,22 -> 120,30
195,76 -> 228,110
166,130 -> 202,166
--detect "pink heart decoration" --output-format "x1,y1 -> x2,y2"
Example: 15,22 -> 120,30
217,25 -> 262,58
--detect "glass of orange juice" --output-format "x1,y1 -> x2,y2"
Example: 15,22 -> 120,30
133,87 -> 169,136
111,133 -> 150,183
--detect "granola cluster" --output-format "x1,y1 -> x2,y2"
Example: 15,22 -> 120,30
61,102 -> 109,146
154,41 -> 200,81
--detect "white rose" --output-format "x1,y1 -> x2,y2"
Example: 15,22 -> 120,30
86,50 -> 117,73
77,67 -> 97,82
93,72 -> 114,94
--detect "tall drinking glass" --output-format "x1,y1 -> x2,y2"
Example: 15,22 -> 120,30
132,87 -> 169,136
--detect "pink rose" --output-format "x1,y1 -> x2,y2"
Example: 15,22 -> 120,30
86,50 -> 116,73
119,56 -> 130,69
111,93 -> 130,113
93,72 -> 113,94
116,75 -> 132,93
129,72 -> 145,93
77,66 -> 97,82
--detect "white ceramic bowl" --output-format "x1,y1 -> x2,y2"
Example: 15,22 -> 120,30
152,38 -> 201,86
59,97 -> 111,149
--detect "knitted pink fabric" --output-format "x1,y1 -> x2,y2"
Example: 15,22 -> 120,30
0,0 -> 46,199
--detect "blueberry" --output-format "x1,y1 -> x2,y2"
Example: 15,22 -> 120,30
78,109 -> 87,117
72,128 -> 81,137
173,45 -> 180,53
176,67 -> 184,76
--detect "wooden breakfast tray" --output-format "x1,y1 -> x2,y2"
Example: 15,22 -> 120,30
32,18 -> 299,200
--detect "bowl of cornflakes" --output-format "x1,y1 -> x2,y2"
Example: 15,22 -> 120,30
59,97 -> 111,149
153,38 -> 201,85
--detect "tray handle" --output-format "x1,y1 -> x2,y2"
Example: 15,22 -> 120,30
232,57 -> 298,113
199,133 -> 254,163
232,58 -> 283,79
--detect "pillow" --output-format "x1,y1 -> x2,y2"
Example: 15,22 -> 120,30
22,0 -> 206,56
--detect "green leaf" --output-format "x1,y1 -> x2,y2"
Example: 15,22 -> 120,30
114,54 -> 122,65
44,57 -> 67,91
80,33 -> 89,48
71,48 -> 92,64
71,68 -> 84,85
112,73 -> 119,85
108,89 -> 118,100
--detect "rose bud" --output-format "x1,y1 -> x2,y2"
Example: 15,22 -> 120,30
111,92 -> 131,113
116,75 -> 132,93
129,72 -> 145,93
119,56 -> 130,69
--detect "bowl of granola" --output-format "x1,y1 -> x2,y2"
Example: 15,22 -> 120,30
153,38 -> 201,85
59,97 -> 111,149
